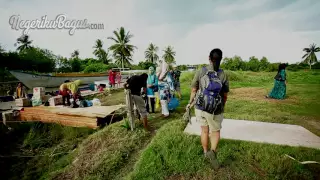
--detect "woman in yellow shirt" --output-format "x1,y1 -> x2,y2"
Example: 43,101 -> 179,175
15,82 -> 28,99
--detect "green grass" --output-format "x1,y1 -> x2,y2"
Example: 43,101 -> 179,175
0,123 -> 94,180
1,70 -> 320,180
128,120 -> 320,180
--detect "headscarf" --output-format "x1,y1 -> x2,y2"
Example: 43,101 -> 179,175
147,66 -> 156,85
158,61 -> 168,80
148,66 -> 155,75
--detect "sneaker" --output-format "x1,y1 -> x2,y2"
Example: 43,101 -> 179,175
205,151 -> 220,170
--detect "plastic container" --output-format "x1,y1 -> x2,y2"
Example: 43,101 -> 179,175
168,97 -> 179,111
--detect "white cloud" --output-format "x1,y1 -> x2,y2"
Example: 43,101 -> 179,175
0,0 -> 319,66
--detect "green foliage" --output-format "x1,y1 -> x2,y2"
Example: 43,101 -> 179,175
163,46 -> 176,64
128,120 -> 320,180
0,122 -> 93,180
16,35 -> 33,52
71,50 -> 79,58
145,43 -> 159,64
137,61 -> 155,70
302,43 -> 320,69
83,63 -> 109,73
120,118 -> 131,130
69,58 -> 82,72
247,56 -> 260,71
108,27 -> 136,67
93,39 -> 112,64
220,56 -> 309,72
177,65 -> 187,71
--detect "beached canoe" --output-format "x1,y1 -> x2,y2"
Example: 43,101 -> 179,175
9,70 -> 148,89
9,71 -> 129,89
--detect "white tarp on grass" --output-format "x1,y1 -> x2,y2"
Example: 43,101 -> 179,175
184,117 -> 320,149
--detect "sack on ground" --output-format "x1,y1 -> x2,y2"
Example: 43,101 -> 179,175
92,98 -> 101,106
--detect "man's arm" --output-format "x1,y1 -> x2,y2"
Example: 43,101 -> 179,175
187,70 -> 200,108
123,78 -> 131,89
222,72 -> 229,105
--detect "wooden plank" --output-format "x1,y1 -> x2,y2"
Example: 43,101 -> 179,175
18,106 -> 99,128
48,105 -> 125,118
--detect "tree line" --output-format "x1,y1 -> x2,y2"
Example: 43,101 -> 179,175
220,56 -> 320,72
0,27 -> 176,76
1,26 -> 319,78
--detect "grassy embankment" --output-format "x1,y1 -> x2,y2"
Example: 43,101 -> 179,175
1,70 -> 319,180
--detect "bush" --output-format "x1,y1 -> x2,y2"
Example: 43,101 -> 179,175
83,63 -> 109,73
224,70 -> 244,81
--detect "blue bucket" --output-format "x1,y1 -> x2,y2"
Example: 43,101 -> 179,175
168,97 -> 179,111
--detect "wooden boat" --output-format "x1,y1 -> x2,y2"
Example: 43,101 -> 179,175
9,71 -> 123,89
9,70 -> 148,89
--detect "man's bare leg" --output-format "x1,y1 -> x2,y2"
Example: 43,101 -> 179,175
201,126 -> 209,153
210,131 -> 220,152
143,116 -> 149,131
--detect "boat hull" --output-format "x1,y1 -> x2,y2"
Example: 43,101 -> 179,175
9,71 -> 128,89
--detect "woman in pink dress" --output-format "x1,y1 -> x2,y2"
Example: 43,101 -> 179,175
108,70 -> 116,88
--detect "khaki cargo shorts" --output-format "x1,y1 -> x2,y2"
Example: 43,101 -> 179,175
132,95 -> 148,118
195,109 -> 223,131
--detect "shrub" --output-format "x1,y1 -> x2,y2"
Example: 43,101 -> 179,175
83,63 -> 109,73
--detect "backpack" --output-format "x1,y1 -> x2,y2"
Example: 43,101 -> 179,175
195,67 -> 223,114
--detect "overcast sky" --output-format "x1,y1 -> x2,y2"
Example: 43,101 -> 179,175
0,0 -> 319,65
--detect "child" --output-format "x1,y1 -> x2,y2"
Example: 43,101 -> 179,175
116,72 -> 122,88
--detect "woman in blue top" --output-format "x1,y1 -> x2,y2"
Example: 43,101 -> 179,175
266,63 -> 287,99
146,66 -> 158,113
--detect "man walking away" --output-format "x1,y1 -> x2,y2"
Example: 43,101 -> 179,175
124,73 -> 149,130
172,65 -> 182,99
186,48 -> 229,169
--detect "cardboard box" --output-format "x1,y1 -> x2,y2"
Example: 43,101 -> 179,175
15,98 -> 31,107
33,87 -> 45,97
49,95 -> 63,106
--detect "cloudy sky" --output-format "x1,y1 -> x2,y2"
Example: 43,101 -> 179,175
0,0 -> 319,65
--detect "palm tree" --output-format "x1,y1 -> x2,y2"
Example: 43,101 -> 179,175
71,50 -> 79,58
93,39 -> 111,64
302,43 -> 320,69
99,49 -> 112,64
15,35 -> 32,52
93,39 -> 103,56
163,46 -> 176,64
113,53 -> 133,67
0,45 -> 5,54
107,27 -> 137,69
145,43 -> 159,64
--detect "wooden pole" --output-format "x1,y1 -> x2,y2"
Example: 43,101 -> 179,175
125,89 -> 135,131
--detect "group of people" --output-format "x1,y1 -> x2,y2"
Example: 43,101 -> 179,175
108,70 -> 122,88
123,62 -> 182,130
8,47 -> 289,170
124,48 -> 289,169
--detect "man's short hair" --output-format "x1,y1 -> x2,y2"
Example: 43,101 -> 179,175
209,48 -> 223,62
